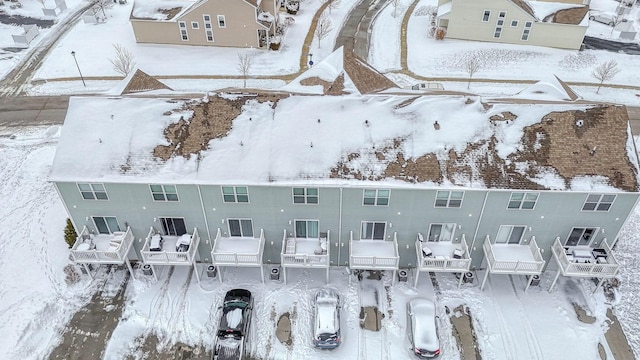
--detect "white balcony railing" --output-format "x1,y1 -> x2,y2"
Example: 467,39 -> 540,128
141,227 -> 200,265
483,236 -> 545,276
349,231 -> 399,271
415,234 -> 471,273
211,228 -> 265,266
281,229 -> 331,268
70,226 -> 135,264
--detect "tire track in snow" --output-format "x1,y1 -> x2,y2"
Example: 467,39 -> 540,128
508,276 -> 545,360
164,267 -> 193,346
147,266 -> 175,336
487,277 -> 519,360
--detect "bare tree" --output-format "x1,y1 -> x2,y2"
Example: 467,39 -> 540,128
610,15 -> 625,34
315,13 -> 333,48
391,0 -> 400,18
109,43 -> 136,77
237,52 -> 253,88
95,0 -> 114,18
464,56 -> 481,89
591,59 -> 621,93
324,0 -> 341,14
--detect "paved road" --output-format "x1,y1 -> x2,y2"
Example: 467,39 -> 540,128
583,36 -> 640,55
0,96 -> 69,127
335,0 -> 389,59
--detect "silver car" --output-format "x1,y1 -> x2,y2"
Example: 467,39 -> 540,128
407,298 -> 440,358
312,288 -> 341,349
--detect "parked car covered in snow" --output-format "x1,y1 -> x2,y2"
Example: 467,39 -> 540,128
213,289 -> 253,360
407,298 -> 440,358
312,288 -> 341,349
589,11 -> 626,26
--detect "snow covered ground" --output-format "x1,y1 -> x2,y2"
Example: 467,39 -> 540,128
1,124 -> 640,360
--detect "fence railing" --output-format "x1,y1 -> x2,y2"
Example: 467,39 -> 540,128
349,231 -> 399,270
211,228 -> 264,266
483,236 -> 545,274
416,234 -> 471,272
141,227 -> 200,264
551,237 -> 619,277
281,229 -> 331,267
70,226 -> 134,264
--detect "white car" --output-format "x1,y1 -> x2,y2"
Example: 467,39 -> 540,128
312,288 -> 341,349
407,298 -> 440,358
589,11 -> 624,26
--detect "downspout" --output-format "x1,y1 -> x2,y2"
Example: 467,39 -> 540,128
338,187 -> 343,266
197,185 -> 213,261
53,182 -> 77,232
469,190 -> 490,269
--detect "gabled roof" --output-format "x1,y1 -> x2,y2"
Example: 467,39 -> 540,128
112,69 -> 172,95
131,0 -> 195,20
282,47 -> 397,95
50,93 -> 639,192
513,75 -> 580,102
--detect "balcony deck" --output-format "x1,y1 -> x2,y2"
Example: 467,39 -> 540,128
481,236 -> 545,291
349,232 -> 399,273
280,229 -> 331,284
549,237 -> 619,292
211,228 -> 265,283
414,234 -> 471,287
70,226 -> 136,278
141,227 -> 200,266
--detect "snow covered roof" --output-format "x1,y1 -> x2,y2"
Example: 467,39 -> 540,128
437,1 -> 452,17
131,0 -> 195,20
524,0 -> 588,25
512,75 -> 580,101
109,68 -> 173,95
50,93 -> 639,192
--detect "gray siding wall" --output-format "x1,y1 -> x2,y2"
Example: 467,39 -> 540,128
56,181 -> 639,269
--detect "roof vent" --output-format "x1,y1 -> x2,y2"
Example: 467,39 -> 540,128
576,119 -> 584,127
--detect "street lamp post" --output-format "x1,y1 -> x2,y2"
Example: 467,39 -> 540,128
308,53 -> 314,68
70,51 -> 86,87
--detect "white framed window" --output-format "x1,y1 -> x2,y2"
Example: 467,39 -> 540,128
495,225 -> 526,244
497,19 -> 504,26
92,216 -> 120,234
203,15 -> 213,41
149,184 -> 179,202
217,15 -> 226,28
178,21 -> 188,41
428,223 -> 456,242
434,190 -> 463,208
565,227 -> 598,247
511,20 -> 518,27
206,30 -> 214,41
363,189 -> 390,206
295,219 -> 319,238
498,11 -> 506,18
582,194 -> 615,211
361,221 -> 386,240
159,217 -> 187,236
521,21 -> 532,40
293,187 -> 319,204
228,219 -> 254,237
494,27 -> 502,38
78,183 -> 109,200
482,10 -> 491,22
221,186 -> 249,203
203,14 -> 211,22
191,21 -> 199,29
508,192 -> 538,210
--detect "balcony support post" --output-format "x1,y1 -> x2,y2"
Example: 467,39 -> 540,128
480,269 -> 490,291
548,270 -> 562,293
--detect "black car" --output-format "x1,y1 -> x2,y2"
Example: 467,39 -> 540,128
213,289 -> 253,360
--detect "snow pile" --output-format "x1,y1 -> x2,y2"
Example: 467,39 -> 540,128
131,0 -> 194,20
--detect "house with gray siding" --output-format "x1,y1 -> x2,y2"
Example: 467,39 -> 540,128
50,90 -> 639,290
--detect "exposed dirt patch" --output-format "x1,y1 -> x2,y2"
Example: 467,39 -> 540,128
448,305 -> 482,360
489,111 -> 517,122
573,302 -> 596,324
550,6 -> 589,25
153,94 -> 285,161
276,312 -> 292,346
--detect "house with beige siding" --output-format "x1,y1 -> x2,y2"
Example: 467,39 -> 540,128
436,0 -> 589,50
130,0 -> 279,48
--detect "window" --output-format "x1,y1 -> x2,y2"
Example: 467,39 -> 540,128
191,21 -> 199,29
221,186 -> 249,203
521,21 -> 532,40
582,194 -> 615,211
363,189 -> 390,206
361,221 -> 386,240
159,217 -> 187,236
93,216 -> 120,234
511,20 -> 518,27
293,187 -> 319,204
434,190 -> 463,208
206,30 -> 214,42
149,185 -> 179,202
495,225 -> 526,244
78,183 -> 108,200
217,15 -> 226,27
295,220 -> 319,238
203,15 -> 211,21
228,219 -> 253,237
494,27 -> 502,38
482,10 -> 491,21
508,192 -> 538,209
203,15 -> 213,41
497,19 -> 504,26
428,223 -> 456,242
498,11 -> 506,18
178,21 -> 188,41
566,227 -> 598,247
